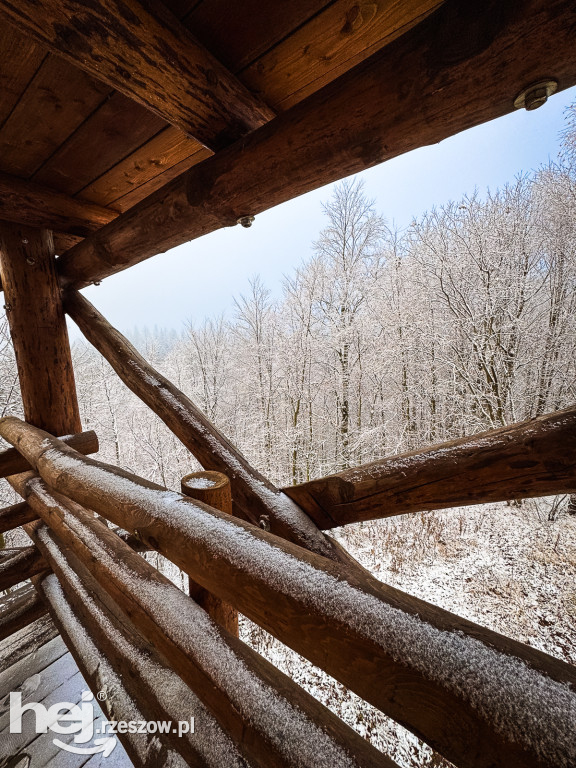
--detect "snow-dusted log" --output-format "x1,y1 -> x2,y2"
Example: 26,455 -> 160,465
0,545 -> 47,591
64,290 -> 354,566
34,573 -> 189,768
284,406 -> 576,527
19,475 -> 394,768
30,523 -> 248,768
0,429 -> 98,479
181,471 -> 238,636
0,582 -> 48,641
4,416 -> 576,768
0,501 -> 37,533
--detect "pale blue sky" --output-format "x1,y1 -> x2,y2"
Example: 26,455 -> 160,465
71,85 -> 576,338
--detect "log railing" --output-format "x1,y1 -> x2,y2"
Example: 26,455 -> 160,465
19,474 -> 390,768
2,416 -> 575,768
284,407 -> 576,528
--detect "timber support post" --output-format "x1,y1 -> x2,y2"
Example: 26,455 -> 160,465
0,224 -> 81,434
181,470 -> 238,636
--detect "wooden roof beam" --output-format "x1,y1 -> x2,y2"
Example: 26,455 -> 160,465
56,0 -> 576,290
0,0 -> 274,151
0,171 -> 118,237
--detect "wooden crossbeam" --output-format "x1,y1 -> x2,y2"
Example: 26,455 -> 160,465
0,171 -> 117,237
284,407 -> 576,528
0,582 -> 48,642
64,290 -> 355,566
5,417 -> 576,768
57,0 -> 576,290
0,0 -> 274,150
0,501 -> 37,534
0,546 -> 47,591
22,479 -> 391,768
0,429 -> 98,479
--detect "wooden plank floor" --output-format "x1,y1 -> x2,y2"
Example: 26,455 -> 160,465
0,617 -> 133,768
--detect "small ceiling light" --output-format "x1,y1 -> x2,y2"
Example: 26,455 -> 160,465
514,80 -> 558,111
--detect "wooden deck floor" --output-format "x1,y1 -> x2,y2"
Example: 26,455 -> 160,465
0,616 -> 132,768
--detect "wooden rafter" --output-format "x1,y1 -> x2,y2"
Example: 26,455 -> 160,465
56,0 -> 576,290
0,0 -> 274,150
0,171 -> 117,236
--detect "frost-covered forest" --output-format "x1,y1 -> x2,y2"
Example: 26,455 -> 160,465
1,107 -> 576,766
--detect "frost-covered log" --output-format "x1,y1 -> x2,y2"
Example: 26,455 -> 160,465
284,406 -> 576,527
34,572 -> 189,768
4,416 -> 576,768
30,523 -> 249,768
0,582 -> 47,641
0,429 -> 98,479
0,545 -> 47,591
64,290 -> 354,566
18,475 -> 393,768
181,471 -> 238,636
0,500 -> 37,534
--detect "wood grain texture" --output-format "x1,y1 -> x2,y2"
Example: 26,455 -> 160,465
0,583 -> 48,642
181,470 -> 238,636
0,430 -> 98,479
241,0 -> 444,111
0,0 -> 274,150
0,546 -> 47,591
0,54 -> 111,178
32,93 -> 167,196
4,417 -> 576,768
21,479 -> 393,768
0,224 -> 81,434
0,501 -> 37,534
0,24 -> 45,129
0,171 -> 117,236
184,0 -> 333,72
56,0 -> 576,289
64,290 -> 353,565
79,126 -> 210,209
284,406 -> 576,527
0,614 -> 58,674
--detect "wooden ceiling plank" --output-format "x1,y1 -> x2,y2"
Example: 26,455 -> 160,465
78,126 -> 209,209
33,94 -> 167,196
184,0 -> 333,73
241,0 -> 445,111
0,0 -> 274,150
0,55 -> 111,178
0,25 -> 46,130
105,146 -> 211,212
56,0 -> 576,290
0,171 -> 117,236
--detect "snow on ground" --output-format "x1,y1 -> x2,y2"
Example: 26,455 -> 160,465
241,498 -> 576,767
